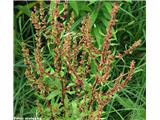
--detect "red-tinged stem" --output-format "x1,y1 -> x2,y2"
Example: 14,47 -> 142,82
61,78 -> 66,107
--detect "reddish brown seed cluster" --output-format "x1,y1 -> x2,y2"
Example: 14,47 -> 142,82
104,60 -> 135,102
22,44 -> 35,83
96,92 -> 103,120
31,6 -> 40,30
119,60 -> 135,89
116,53 -> 123,59
31,3 -> 45,76
125,39 -> 142,54
102,3 -> 119,60
79,3 -> 120,119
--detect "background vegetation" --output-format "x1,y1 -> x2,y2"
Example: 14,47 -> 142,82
14,1 -> 146,120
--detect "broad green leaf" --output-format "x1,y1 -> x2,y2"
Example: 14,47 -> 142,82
91,9 -> 99,27
103,2 -> 112,15
72,101 -> 77,111
46,90 -> 61,100
69,1 -> 79,16
102,2 -> 112,21
54,79 -> 62,90
72,101 -> 79,119
90,59 -> 97,74
78,2 -> 92,12
16,2 -> 36,17
101,17 -> 109,28
64,95 -> 69,109
93,27 -> 103,48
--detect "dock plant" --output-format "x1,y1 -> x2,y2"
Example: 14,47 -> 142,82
22,1 -> 142,120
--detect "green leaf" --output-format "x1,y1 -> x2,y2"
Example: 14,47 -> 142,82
72,101 -> 77,111
116,96 -> 135,108
68,83 -> 75,87
130,108 -> 146,120
124,0 -> 132,3
48,1 -> 55,23
101,17 -> 109,28
93,26 -> 104,48
102,2 -> 112,21
69,1 -> 79,16
46,90 -> 61,100
93,28 -> 100,45
35,93 -> 45,100
60,71 -> 65,77
78,2 -> 92,12
83,80 -> 90,92
51,99 -> 55,106
77,66 -> 84,74
70,17 -> 83,31
119,7 -> 136,19
66,90 -> 75,95
18,16 -> 22,33
49,1 -> 55,14
90,59 -> 97,74
71,101 -> 79,118
54,79 -> 62,90
88,0 -> 97,6
51,99 -> 60,113
47,43 -> 56,57
103,2 -> 112,15
16,2 -> 36,17
91,9 -> 99,27
128,20 -> 135,26
64,95 -> 69,109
